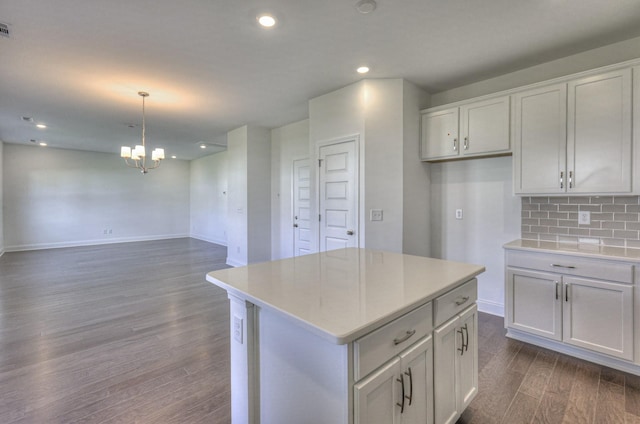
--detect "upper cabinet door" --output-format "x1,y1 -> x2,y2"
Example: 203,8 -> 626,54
513,84 -> 568,194
460,96 -> 511,157
567,69 -> 632,193
421,108 -> 459,161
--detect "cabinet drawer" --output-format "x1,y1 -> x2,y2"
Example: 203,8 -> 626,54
506,250 -> 633,284
434,279 -> 478,327
353,302 -> 432,381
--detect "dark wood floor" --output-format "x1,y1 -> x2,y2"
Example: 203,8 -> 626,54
460,313 -> 640,424
0,238 -> 232,424
1,239 -> 638,423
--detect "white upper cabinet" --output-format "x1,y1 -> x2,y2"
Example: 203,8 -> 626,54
513,84 -> 567,194
421,96 -> 510,161
514,68 -> 632,195
568,69 -> 632,193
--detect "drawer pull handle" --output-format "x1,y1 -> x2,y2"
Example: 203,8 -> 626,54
396,373 -> 406,413
404,367 -> 413,405
393,329 -> 416,345
455,296 -> 470,306
551,264 -> 576,269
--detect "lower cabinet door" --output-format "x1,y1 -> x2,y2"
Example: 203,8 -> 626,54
434,315 -> 460,424
354,357 -> 402,424
457,305 -> 478,411
506,268 -> 562,340
563,276 -> 634,360
399,336 -> 434,424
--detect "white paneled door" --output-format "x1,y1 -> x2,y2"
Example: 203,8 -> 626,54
293,158 -> 311,256
319,140 -> 358,252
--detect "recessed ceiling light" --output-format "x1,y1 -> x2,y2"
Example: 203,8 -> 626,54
200,144 -> 207,149
171,155 -> 177,159
357,66 -> 370,74
356,0 -> 377,14
257,14 -> 276,28
39,142 -> 47,146
36,123 -> 47,129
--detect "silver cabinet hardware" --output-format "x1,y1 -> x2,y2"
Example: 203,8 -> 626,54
560,171 -> 564,189
404,367 -> 413,405
555,281 -> 559,300
569,171 -> 573,189
396,373 -> 406,413
463,324 -> 469,352
453,138 -> 458,151
455,296 -> 470,306
463,137 -> 468,150
565,283 -> 569,302
293,223 -> 298,228
551,264 -> 576,269
393,329 -> 416,345
347,230 -> 354,236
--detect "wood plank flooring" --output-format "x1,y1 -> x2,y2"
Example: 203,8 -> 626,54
459,313 -> 640,424
0,238 -> 232,424
1,239 -> 639,423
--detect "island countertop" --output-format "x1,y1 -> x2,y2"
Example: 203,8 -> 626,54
206,248 -> 484,344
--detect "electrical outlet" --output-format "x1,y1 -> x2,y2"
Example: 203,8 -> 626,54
370,209 -> 383,221
455,209 -> 463,220
578,211 -> 591,225
103,229 -> 108,235
108,229 -> 112,235
233,316 -> 243,344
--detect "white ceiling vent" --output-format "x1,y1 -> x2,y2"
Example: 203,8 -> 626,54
0,23 -> 10,38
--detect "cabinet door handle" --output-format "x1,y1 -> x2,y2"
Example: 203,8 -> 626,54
555,281 -> 559,300
551,264 -> 576,269
455,296 -> 470,306
404,367 -> 413,405
393,329 -> 416,345
463,137 -> 468,150
569,171 -> 573,189
560,171 -> 564,189
565,283 -> 569,302
453,138 -> 458,151
463,324 -> 469,352
457,327 -> 465,355
396,373 -> 406,413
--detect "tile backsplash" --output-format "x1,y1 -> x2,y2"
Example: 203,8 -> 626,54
521,196 -> 640,248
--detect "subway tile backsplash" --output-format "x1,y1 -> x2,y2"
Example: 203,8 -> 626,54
521,196 -> 640,247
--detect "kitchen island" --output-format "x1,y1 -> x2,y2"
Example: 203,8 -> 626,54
207,248 -> 484,424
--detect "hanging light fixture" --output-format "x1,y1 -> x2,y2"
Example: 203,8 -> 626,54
120,91 -> 164,173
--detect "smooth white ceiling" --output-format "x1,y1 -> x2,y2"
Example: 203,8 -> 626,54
1,0 -> 640,160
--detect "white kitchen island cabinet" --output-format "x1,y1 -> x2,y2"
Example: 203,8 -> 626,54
206,248 -> 485,424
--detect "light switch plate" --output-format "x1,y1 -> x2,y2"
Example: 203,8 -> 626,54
370,209 -> 383,221
233,315 -> 243,344
455,209 -> 463,220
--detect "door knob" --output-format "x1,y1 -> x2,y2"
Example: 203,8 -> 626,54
347,230 -> 354,235
293,224 -> 298,228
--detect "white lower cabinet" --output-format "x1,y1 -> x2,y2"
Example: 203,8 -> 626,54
434,304 -> 478,424
506,249 -> 635,363
354,335 -> 433,424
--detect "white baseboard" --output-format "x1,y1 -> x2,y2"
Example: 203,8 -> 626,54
477,299 -> 504,317
5,234 -> 190,252
190,233 -> 227,246
226,258 -> 245,268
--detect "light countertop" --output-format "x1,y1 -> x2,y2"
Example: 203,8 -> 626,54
206,248 -> 484,344
504,239 -> 640,262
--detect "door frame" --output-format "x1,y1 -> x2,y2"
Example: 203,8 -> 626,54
316,134 -> 361,252
291,157 -> 310,256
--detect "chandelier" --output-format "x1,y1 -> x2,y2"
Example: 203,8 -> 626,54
120,91 -> 164,173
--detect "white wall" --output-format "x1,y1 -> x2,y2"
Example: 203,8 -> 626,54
430,157 -> 521,316
402,80 -> 431,257
270,119 -> 310,260
0,141 -> 4,256
226,125 -> 271,266
3,144 -> 190,251
190,151 -> 228,245
431,35 -> 640,106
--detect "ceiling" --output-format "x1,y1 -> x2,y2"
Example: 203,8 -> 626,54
1,0 -> 640,160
